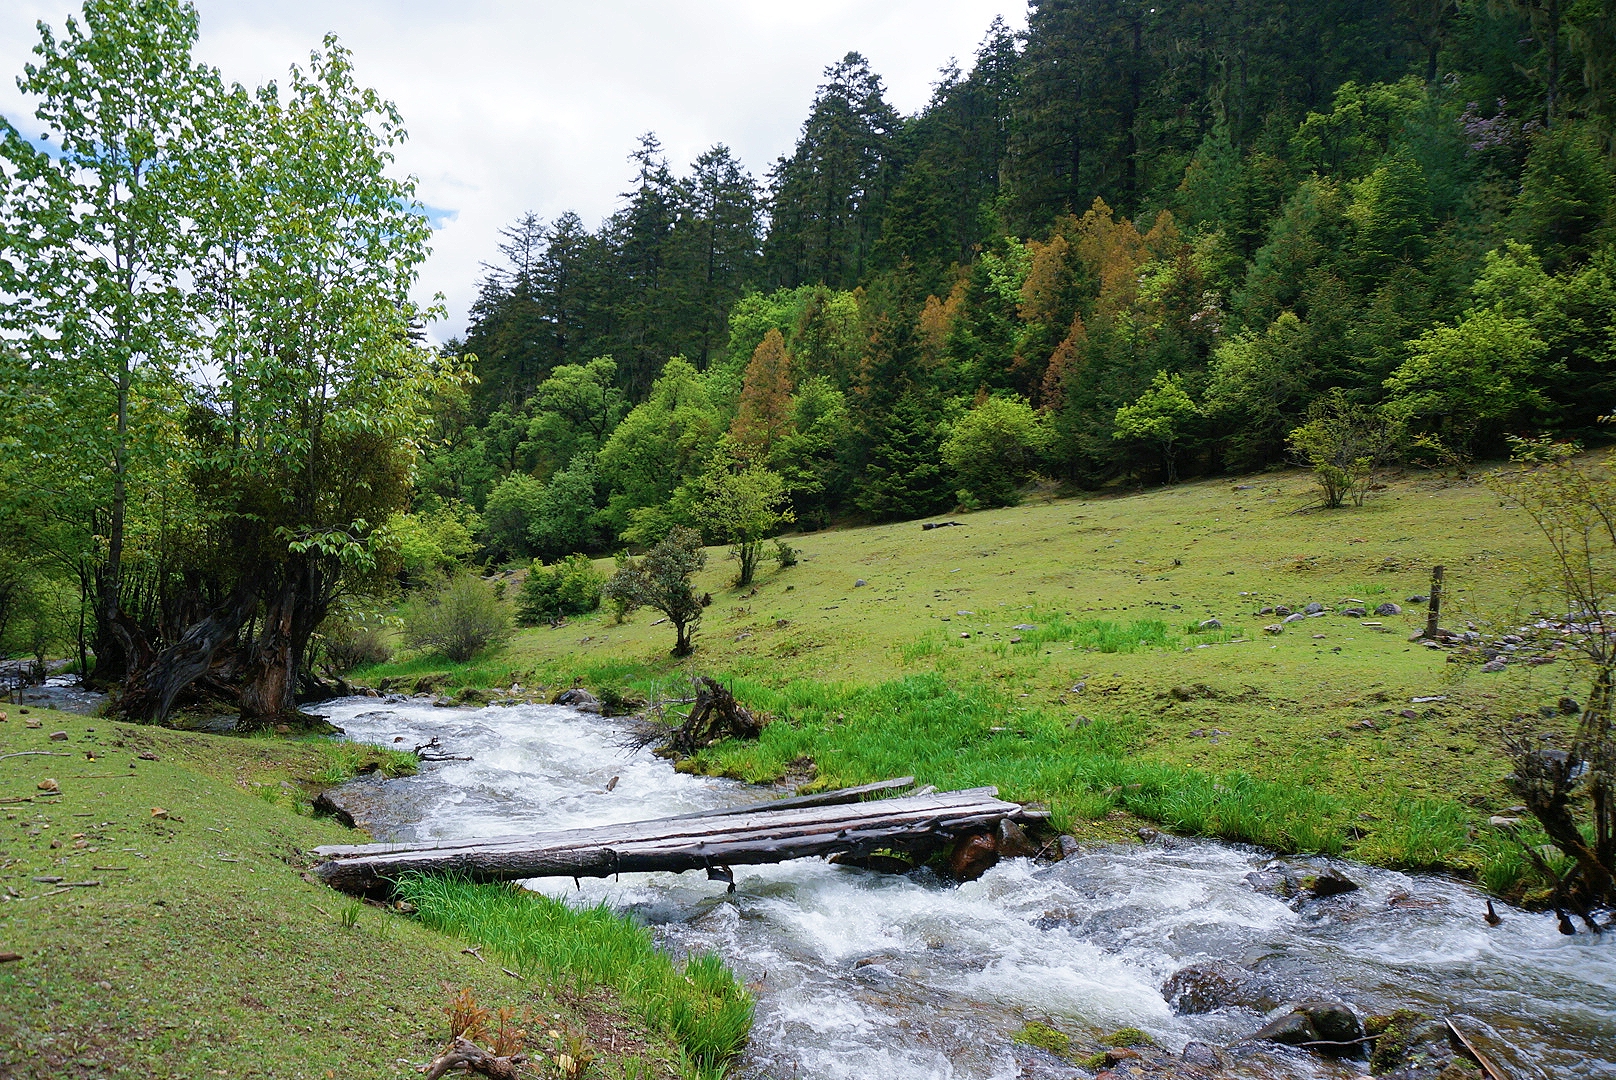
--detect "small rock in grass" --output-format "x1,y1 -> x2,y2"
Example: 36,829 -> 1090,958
49,731 -> 68,741
1374,602 -> 1402,616
25,719 -> 41,728
1263,623 -> 1284,635
1407,594 -> 1429,604
1481,658 -> 1507,672
1282,612 -> 1306,624
854,579 -> 867,587
1339,607 -> 1367,617
1489,816 -> 1522,831
1305,601 -> 1324,614
1559,697 -> 1581,714
1274,606 -> 1292,617
1198,617 -> 1222,630
37,778 -> 59,792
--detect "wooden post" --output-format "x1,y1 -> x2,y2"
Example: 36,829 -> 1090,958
1424,565 -> 1445,638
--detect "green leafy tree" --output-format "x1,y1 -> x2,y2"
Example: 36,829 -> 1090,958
482,473 -> 544,561
0,0 -> 212,686
1384,306 -> 1550,453
940,395 -> 1049,509
692,458 -> 794,586
602,525 -> 708,656
1287,391 -> 1405,508
1202,313 -> 1317,469
1113,371 -> 1199,483
596,359 -> 723,539
528,454 -> 603,561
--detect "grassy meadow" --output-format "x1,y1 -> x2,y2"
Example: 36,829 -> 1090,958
362,466 -> 1587,897
0,706 -> 735,1079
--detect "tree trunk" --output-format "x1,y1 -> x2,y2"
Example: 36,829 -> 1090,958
118,579 -> 258,723
239,561 -> 325,725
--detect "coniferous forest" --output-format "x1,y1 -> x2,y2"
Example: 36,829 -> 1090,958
4,0 -> 1616,723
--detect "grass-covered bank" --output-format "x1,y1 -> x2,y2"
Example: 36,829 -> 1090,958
355,467 -> 1589,901
0,706 -> 737,1078
400,877 -> 752,1079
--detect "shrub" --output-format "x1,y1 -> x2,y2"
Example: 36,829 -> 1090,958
401,574 -> 512,662
941,394 -> 1049,508
515,554 -> 605,626
316,614 -> 393,674
603,526 -> 706,656
773,537 -> 798,568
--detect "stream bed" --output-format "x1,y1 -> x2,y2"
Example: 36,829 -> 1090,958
316,696 -> 1616,1080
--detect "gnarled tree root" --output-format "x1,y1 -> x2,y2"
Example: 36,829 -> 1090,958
422,1037 -> 526,1079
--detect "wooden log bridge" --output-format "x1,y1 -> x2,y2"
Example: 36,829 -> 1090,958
311,778 -> 1040,899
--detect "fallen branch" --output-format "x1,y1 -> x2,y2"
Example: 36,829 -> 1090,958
421,1037 -> 525,1080
0,751 -> 71,761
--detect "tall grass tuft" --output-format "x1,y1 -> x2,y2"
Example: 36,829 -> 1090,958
397,877 -> 752,1073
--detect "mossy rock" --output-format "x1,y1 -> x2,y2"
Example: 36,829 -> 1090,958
411,672 -> 453,695
1079,1051 -> 1111,1070
1100,1027 -> 1154,1048
1012,1021 -> 1070,1056
455,685 -> 490,706
1367,1009 -> 1430,1075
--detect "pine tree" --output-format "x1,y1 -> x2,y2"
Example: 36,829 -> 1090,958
731,328 -> 796,454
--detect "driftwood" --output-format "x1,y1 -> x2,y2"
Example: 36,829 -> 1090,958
312,783 -> 1029,899
422,1037 -> 525,1080
632,676 -> 765,754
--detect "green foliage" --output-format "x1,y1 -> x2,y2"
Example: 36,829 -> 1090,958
401,574 -> 513,663
940,395 -> 1049,509
1287,391 -> 1404,509
482,473 -> 545,561
516,554 -> 605,626
314,610 -> 394,675
690,458 -> 793,586
603,526 -> 708,656
1384,306 -> 1549,452
392,502 -> 481,583
399,876 -> 753,1072
1113,372 -> 1199,484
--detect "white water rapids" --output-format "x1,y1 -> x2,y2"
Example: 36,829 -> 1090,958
318,697 -> 1616,1079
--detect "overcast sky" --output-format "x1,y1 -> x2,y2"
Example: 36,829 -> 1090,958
0,1 -> 1029,339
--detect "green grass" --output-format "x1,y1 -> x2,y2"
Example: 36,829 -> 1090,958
0,706 -> 702,1078
352,466 -> 1583,898
399,877 -> 753,1078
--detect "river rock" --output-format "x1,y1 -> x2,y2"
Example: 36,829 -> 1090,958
1161,961 -> 1281,1015
1375,602 -> 1402,616
1307,867 -> 1360,898
1180,1042 -> 1227,1069
948,832 -> 999,881
996,817 -> 1038,857
1249,1001 -> 1362,1052
1244,865 -> 1301,899
552,687 -> 602,713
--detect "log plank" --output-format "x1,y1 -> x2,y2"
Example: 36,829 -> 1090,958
312,785 -> 1027,897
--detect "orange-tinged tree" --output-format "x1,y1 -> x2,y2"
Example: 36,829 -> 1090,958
731,327 -> 796,454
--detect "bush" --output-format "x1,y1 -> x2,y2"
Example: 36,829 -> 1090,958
515,554 -> 605,626
773,538 -> 798,568
941,394 -> 1049,508
316,614 -> 393,674
401,574 -> 512,663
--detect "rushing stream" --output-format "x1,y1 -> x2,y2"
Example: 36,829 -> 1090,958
316,696 -> 1616,1080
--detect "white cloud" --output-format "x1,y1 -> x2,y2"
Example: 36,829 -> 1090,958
0,0 -> 1027,338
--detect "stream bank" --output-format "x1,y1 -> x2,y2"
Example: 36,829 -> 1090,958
317,695 -> 1616,1080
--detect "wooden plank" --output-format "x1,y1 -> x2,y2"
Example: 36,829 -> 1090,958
312,785 -> 1027,897
312,786 -> 998,859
